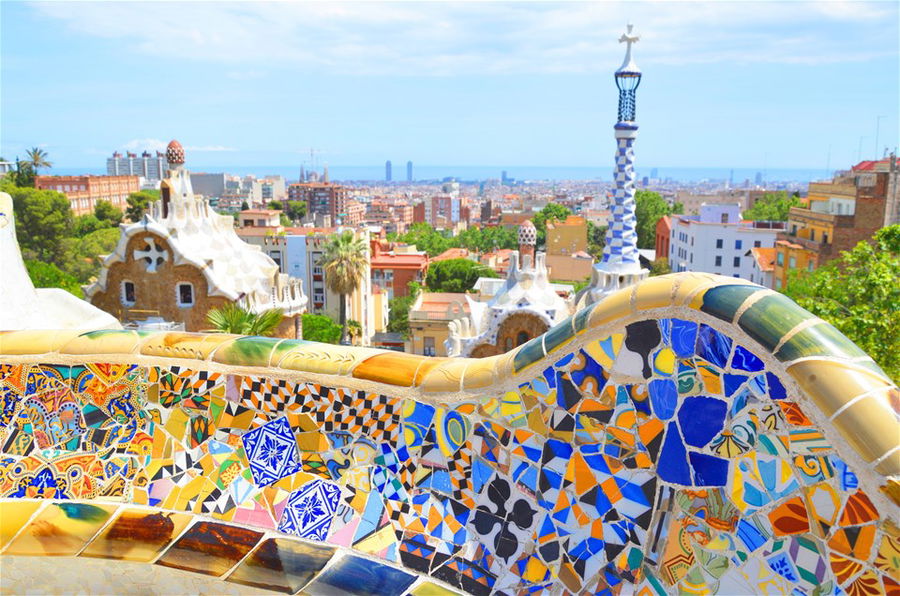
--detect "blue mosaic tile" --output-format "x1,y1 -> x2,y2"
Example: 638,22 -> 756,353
730,344 -> 765,372
668,319 -> 698,357
657,422 -> 691,485
278,478 -> 341,541
302,554 -> 417,596
688,452 -> 729,486
648,378 -> 677,420
697,324 -> 733,368
677,396 -> 727,448
241,416 -> 301,486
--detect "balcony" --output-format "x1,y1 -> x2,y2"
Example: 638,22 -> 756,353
788,207 -> 855,229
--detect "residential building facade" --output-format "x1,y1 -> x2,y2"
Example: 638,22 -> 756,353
35,174 -> 140,216
668,204 -> 784,281
407,292 -> 470,357
370,240 -> 429,299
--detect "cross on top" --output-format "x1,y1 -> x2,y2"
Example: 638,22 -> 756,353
619,24 -> 639,48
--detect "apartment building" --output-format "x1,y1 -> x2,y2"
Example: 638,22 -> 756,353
35,175 -> 140,216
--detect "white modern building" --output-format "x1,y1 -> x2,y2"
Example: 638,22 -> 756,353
668,204 -> 785,280
107,151 -> 169,182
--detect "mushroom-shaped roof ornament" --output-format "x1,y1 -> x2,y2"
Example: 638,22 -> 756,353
518,219 -> 537,246
166,140 -> 185,166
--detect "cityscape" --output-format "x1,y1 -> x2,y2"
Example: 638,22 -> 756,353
0,2 -> 898,596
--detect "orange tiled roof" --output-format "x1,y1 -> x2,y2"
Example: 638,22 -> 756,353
750,247 -> 776,272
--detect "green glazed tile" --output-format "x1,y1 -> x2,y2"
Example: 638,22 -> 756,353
543,315 -> 575,355
699,284 -> 761,323
774,321 -> 870,363
513,335 -> 546,373
737,293 -> 812,352
573,302 -> 596,334
211,336 -> 287,367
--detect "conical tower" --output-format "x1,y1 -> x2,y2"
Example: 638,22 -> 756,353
577,24 -> 649,308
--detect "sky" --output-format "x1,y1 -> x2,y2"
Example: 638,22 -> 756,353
1,1 -> 898,172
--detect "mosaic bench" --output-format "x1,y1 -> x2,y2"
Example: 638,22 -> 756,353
0,272 -> 897,595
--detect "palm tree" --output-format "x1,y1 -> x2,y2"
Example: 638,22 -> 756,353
25,147 -> 52,174
206,303 -> 284,336
319,231 -> 368,345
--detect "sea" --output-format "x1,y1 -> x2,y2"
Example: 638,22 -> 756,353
49,165 -> 831,184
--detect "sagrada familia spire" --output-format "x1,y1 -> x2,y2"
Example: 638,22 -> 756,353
577,24 -> 649,308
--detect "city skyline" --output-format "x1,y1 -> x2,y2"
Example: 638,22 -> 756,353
2,1 -> 898,171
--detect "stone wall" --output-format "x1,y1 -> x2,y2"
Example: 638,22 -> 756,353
1,272 -> 897,595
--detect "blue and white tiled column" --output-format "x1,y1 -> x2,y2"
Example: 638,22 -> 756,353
602,124 -> 641,268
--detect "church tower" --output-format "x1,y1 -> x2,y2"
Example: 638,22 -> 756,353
577,25 -> 649,308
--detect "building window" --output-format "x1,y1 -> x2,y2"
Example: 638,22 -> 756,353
423,337 -> 436,357
788,256 -> 796,269
823,232 -> 829,244
516,331 -> 530,347
754,240 -> 761,248
720,213 -> 728,223
775,278 -> 782,289
733,256 -> 740,267
714,256 -> 722,267
176,283 -> 194,307
807,261 -> 814,272
777,253 -> 784,266
716,239 -> 723,249
735,240 -> 742,250
121,281 -> 136,306
809,230 -> 815,241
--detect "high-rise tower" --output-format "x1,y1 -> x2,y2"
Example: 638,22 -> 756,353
407,161 -> 413,182
576,24 -> 649,308
385,160 -> 392,182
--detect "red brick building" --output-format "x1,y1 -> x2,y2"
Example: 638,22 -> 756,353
370,240 -> 429,298
35,175 -> 140,216
655,215 -> 671,262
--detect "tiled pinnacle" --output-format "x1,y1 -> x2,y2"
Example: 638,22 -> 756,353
600,131 -> 641,268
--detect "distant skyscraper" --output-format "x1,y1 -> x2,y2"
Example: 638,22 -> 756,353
407,161 -> 413,182
577,24 -> 649,308
501,170 -> 508,184
650,167 -> 658,178
385,160 -> 392,182
755,171 -> 763,186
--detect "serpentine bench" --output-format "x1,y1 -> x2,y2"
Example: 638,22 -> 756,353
0,272 -> 897,595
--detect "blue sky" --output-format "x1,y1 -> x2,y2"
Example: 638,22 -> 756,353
2,1 -> 897,171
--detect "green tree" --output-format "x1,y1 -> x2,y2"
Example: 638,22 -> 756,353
25,147 -> 52,174
94,200 -> 123,226
24,260 -> 84,298
301,313 -> 342,343
59,227 -> 120,282
426,258 -> 498,293
347,319 -> 362,344
386,281 -> 422,338
285,200 -> 307,222
241,200 -> 250,211
532,203 -> 572,247
73,214 -> 106,237
280,213 -> 292,227
5,183 -> 73,264
126,190 -> 158,222
319,231 -> 368,344
394,222 -> 453,257
455,225 -> 517,253
783,225 -> 900,382
742,191 -> 801,221
206,303 -> 285,336
268,200 -> 283,210
649,257 -> 670,276
10,161 -> 35,187
587,221 -> 607,259
635,190 -> 679,249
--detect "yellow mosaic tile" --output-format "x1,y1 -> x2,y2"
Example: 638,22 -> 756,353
786,359 -> 896,418
0,500 -> 42,550
80,508 -> 193,562
4,502 -> 117,556
58,330 -> 145,356
418,359 -> 467,393
353,352 -> 425,387
409,580 -> 460,595
277,345 -> 382,376
140,332 -> 236,361
586,286 -> 633,329
0,329 -> 81,356
461,358 -> 495,390
831,391 -> 900,471
633,276 -> 677,310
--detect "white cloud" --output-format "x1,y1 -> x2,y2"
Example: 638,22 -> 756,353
29,1 -> 898,75
120,139 -> 235,152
